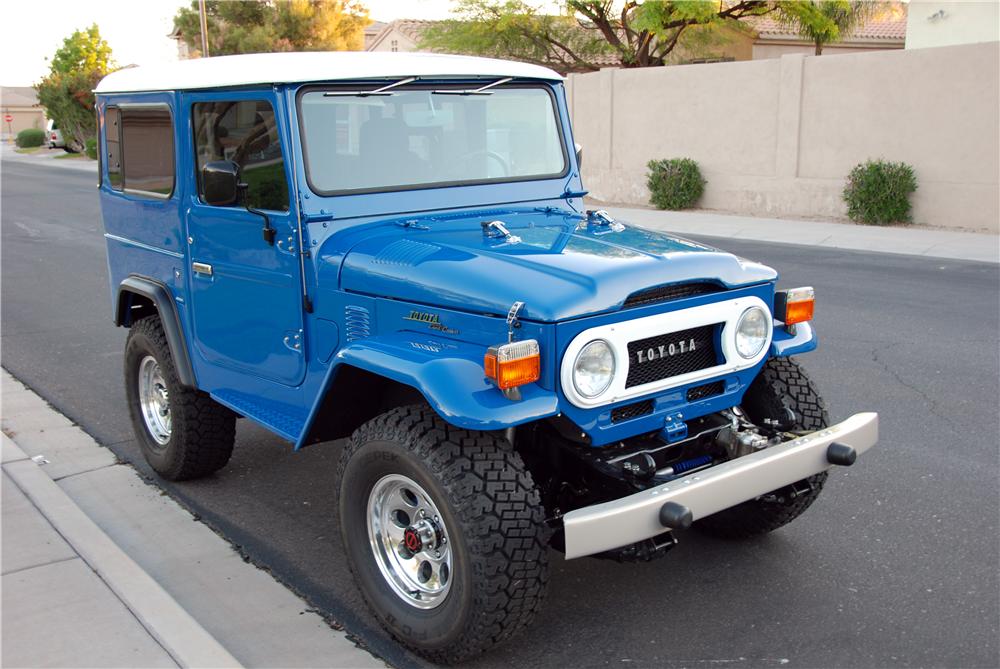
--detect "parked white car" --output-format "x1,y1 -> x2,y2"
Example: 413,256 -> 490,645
45,120 -> 73,152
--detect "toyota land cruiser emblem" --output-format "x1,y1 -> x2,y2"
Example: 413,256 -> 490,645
636,337 -> 697,364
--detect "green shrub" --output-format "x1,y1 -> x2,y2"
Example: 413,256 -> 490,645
85,137 -> 98,160
842,159 -> 917,225
16,128 -> 45,148
647,158 -> 706,210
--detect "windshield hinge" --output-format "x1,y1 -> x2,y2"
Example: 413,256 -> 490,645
397,219 -> 430,230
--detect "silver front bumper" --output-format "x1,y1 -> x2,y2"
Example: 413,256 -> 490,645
562,412 -> 879,559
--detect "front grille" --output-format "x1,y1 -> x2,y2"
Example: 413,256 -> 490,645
610,399 -> 655,423
686,380 -> 725,402
625,324 -> 720,388
623,283 -> 722,309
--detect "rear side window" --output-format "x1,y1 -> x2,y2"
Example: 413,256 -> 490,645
193,100 -> 289,211
105,105 -> 175,197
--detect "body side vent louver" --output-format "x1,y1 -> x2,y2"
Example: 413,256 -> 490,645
345,305 -> 372,342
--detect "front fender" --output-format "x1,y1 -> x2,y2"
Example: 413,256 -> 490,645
300,333 -> 559,446
770,321 -> 817,357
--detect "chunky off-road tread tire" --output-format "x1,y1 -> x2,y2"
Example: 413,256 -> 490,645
124,315 -> 236,481
695,357 -> 829,540
337,405 -> 549,664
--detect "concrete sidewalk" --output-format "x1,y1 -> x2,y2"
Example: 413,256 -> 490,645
1,142 -> 97,173
597,205 -> 999,264
1,370 -> 386,669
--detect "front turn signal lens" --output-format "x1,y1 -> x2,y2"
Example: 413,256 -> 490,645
775,286 -> 815,325
485,340 -> 541,390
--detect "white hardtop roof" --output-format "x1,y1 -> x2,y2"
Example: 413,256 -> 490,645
95,51 -> 562,94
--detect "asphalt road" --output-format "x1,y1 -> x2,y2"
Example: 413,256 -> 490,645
3,157 -> 998,668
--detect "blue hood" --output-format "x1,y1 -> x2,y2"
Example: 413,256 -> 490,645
336,209 -> 776,322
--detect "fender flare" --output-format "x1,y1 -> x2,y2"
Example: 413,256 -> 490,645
115,276 -> 197,388
298,332 -> 560,448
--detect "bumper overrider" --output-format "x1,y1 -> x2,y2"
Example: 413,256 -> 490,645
562,412 -> 879,559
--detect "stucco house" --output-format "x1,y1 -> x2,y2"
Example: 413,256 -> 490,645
905,0 -> 1000,49
1,87 -> 47,142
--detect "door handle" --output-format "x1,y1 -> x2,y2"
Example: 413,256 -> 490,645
192,261 -> 213,276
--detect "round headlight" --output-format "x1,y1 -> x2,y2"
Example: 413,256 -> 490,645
573,340 -> 615,398
735,307 -> 769,359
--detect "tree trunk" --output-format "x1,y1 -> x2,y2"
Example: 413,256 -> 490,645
815,40 -> 823,56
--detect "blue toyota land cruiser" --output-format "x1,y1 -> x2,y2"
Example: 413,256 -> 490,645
96,52 -> 878,663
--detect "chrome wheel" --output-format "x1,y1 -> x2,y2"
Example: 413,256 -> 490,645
366,474 -> 452,609
138,355 -> 171,446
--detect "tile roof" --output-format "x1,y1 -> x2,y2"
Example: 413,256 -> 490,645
747,4 -> 907,41
1,86 -> 40,107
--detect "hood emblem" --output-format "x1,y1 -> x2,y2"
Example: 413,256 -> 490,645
481,220 -> 522,245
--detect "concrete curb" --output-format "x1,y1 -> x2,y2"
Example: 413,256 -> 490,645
1,433 -> 243,669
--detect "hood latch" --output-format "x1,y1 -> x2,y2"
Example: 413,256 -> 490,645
586,209 -> 625,233
482,220 -> 522,244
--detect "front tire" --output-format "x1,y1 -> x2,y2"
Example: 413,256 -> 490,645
695,357 -> 829,539
124,315 -> 236,481
337,406 -> 549,664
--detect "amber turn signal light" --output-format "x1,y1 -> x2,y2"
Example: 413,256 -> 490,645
485,340 -> 541,390
774,287 -> 815,325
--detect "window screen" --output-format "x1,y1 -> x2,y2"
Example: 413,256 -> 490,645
119,107 -> 174,196
193,100 -> 289,211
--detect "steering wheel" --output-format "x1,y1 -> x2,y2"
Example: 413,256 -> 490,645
456,150 -> 510,177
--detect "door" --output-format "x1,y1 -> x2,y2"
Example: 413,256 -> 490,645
185,95 -> 306,387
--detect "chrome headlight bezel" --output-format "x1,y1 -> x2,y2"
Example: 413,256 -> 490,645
572,339 -> 616,399
735,306 -> 769,359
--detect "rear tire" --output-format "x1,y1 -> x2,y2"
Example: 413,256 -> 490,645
124,315 -> 236,480
337,405 -> 549,664
695,357 -> 829,539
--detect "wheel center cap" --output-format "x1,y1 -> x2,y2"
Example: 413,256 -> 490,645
403,517 -> 442,554
403,527 -> 423,553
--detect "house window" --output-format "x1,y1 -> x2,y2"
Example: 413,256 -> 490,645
391,39 -> 398,52
192,99 -> 289,211
105,105 -> 175,197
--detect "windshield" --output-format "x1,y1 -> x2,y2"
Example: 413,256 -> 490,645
298,85 -> 567,194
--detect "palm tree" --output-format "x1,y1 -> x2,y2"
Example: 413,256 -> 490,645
781,1 -> 889,55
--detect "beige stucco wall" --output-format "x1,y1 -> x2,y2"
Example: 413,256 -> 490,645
906,0 -> 1000,49
566,41 -> 999,231
1,108 -> 46,141
752,42 -> 900,59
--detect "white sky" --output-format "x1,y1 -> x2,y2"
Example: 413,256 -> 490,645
1,0 -> 459,87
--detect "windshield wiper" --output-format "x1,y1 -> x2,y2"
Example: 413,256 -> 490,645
323,76 -> 418,98
432,77 -> 513,96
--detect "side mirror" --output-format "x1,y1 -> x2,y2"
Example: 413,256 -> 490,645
201,160 -> 240,207
574,143 -> 583,169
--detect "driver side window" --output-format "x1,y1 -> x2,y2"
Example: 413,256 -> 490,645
192,100 -> 289,211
